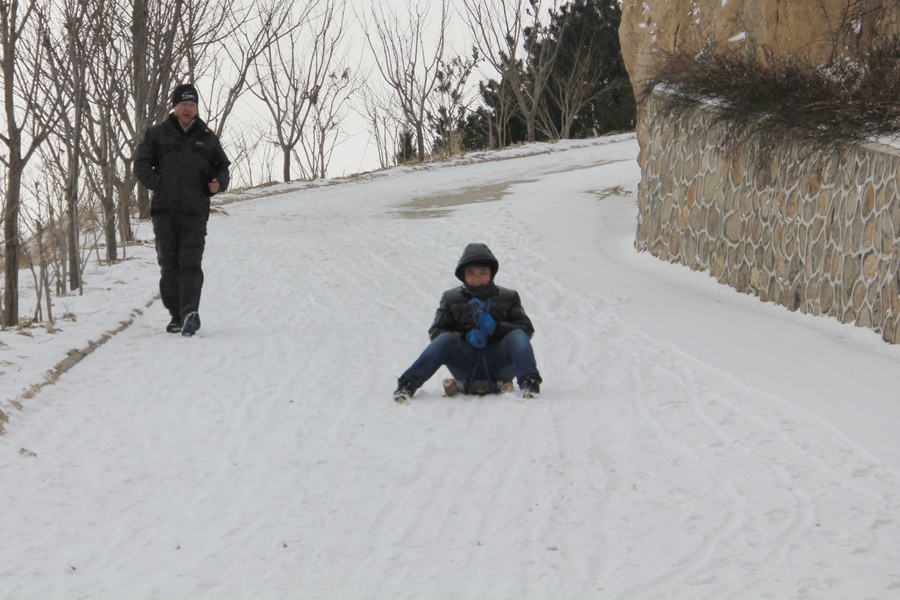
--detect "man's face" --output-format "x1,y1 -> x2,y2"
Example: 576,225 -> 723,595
464,265 -> 491,287
173,100 -> 197,125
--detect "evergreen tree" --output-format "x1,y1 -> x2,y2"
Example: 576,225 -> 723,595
540,0 -> 634,138
396,129 -> 416,164
458,106 -> 494,152
459,78 -> 529,152
458,0 -> 634,149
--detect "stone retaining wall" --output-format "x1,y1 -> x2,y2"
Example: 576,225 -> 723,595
635,93 -> 900,343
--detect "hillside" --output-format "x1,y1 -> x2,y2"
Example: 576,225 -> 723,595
2,135 -> 900,599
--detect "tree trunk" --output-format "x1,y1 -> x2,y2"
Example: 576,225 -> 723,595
118,169 -> 135,244
65,92 -> 83,292
66,174 -> 80,292
102,168 -> 119,264
3,162 -> 22,327
1,0 -> 20,327
132,0 -> 152,219
416,120 -> 426,162
282,146 -> 291,182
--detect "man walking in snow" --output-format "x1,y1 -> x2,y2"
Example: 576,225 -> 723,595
134,83 -> 230,336
393,243 -> 543,402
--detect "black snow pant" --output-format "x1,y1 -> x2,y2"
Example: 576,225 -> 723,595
152,209 -> 208,324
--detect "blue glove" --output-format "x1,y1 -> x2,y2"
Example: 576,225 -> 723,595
466,329 -> 488,349
477,312 -> 496,335
467,297 -> 486,319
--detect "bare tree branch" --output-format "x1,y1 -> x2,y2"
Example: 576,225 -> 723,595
461,0 -> 562,142
1,0 -> 65,327
251,0 -> 351,181
363,0 -> 448,162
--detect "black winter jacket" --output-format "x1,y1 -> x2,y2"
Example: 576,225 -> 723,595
428,243 -> 535,343
134,114 -> 230,217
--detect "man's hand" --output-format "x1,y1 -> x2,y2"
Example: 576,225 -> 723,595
208,178 -> 220,194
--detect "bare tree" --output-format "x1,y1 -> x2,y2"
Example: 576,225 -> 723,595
20,210 -> 53,323
532,0 -> 628,141
190,0 -> 297,139
251,10 -> 315,182
298,65 -> 358,180
252,0 -> 351,182
462,0 -> 563,142
20,169 -> 65,322
357,80 -> 404,170
83,4 -> 138,248
535,30 -> 599,140
0,0 -> 63,327
363,0 -> 449,162
41,0 -> 107,292
84,18 -> 125,264
492,79 -> 521,147
429,50 -> 479,159
471,76 -> 521,149
223,119 -> 269,188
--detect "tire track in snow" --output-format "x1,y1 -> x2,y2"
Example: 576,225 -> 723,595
462,174 -> 900,596
601,324 -> 900,598
624,357 -> 749,595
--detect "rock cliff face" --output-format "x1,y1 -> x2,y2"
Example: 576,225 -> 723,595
620,0 -> 899,87
618,0 -> 900,155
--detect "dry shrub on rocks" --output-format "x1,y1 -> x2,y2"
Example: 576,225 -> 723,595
639,36 -> 900,168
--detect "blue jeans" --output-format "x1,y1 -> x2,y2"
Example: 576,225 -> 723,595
401,330 -> 541,391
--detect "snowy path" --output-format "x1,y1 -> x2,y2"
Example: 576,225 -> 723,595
2,136 -> 900,598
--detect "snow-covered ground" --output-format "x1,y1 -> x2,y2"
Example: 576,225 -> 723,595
2,134 -> 900,599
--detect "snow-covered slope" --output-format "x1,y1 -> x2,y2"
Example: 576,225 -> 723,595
2,135 -> 900,599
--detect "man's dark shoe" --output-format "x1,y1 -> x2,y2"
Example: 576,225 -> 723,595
521,376 -> 541,399
166,319 -> 181,334
181,312 -> 201,337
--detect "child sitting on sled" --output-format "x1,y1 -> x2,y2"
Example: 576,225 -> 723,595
393,243 -> 542,402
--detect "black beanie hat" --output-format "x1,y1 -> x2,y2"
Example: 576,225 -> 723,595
171,84 -> 198,107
